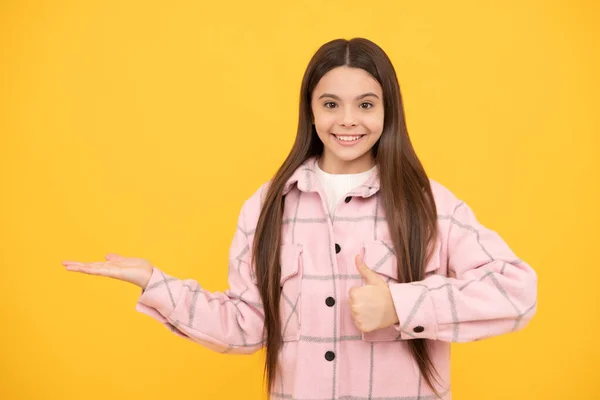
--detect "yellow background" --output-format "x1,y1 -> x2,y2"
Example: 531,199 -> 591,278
1,0 -> 598,399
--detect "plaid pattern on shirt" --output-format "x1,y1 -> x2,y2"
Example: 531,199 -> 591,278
136,156 -> 538,399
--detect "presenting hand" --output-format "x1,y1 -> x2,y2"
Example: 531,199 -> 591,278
348,254 -> 400,332
62,253 -> 154,290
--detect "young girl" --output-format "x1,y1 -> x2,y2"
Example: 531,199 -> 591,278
62,37 -> 537,400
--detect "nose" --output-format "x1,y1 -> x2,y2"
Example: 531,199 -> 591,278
340,106 -> 358,127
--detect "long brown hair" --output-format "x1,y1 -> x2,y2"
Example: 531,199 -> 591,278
251,37 -> 441,397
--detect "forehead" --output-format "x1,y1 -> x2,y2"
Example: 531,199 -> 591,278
312,66 -> 382,99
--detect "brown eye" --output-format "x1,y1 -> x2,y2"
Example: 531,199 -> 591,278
324,102 -> 338,109
360,102 -> 373,109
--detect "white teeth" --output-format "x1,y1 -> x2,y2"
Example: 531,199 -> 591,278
335,135 -> 362,141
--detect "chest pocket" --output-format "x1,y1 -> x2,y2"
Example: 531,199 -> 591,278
360,239 -> 440,342
279,244 -> 303,342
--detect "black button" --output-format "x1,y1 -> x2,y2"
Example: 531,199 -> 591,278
344,196 -> 352,203
413,326 -> 425,333
325,297 -> 335,307
325,351 -> 335,361
335,244 -> 341,254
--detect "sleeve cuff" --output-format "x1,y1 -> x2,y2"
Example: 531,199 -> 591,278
135,267 -> 181,320
389,282 -> 438,340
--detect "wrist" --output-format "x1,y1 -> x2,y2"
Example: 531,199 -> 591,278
138,268 -> 153,290
386,286 -> 400,325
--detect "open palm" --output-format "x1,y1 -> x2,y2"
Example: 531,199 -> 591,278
62,253 -> 154,289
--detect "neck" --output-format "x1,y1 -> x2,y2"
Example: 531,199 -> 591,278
317,152 -> 375,174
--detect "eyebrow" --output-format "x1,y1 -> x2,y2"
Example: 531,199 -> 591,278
317,92 -> 380,101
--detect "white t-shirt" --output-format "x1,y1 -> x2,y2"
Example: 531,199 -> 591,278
314,161 -> 376,216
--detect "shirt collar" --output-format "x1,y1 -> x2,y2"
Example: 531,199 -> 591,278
282,156 -> 381,198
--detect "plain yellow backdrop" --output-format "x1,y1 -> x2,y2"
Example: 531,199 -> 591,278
1,0 -> 598,399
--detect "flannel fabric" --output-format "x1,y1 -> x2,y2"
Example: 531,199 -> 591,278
136,156 -> 538,400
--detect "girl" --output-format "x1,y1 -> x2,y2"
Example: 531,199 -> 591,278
62,37 -> 538,400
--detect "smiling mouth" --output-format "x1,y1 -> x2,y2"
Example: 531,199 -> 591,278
331,134 -> 366,142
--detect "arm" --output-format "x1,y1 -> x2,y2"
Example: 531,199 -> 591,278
389,199 -> 538,342
135,201 -> 265,354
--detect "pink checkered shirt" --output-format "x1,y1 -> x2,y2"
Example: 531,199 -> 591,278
136,156 -> 537,399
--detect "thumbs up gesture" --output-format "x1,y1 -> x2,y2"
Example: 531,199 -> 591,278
348,254 -> 400,332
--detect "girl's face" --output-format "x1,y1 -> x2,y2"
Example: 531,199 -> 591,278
311,66 -> 384,174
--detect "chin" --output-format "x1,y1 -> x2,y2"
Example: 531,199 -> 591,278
329,148 -> 372,163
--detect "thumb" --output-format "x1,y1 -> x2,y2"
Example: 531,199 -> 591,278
105,253 -> 121,261
105,253 -> 143,268
355,254 -> 386,285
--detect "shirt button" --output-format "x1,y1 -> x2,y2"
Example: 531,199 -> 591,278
335,243 -> 341,254
325,351 -> 335,361
413,326 -> 425,333
325,297 -> 335,307
344,196 -> 352,203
